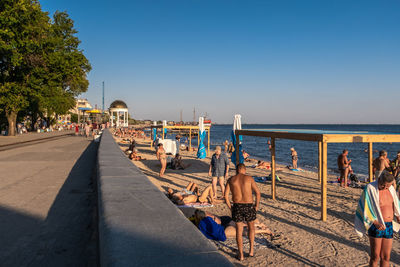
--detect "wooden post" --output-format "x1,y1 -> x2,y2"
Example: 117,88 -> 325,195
321,141 -> 328,221
197,130 -> 200,147
318,141 -> 322,183
271,138 -> 276,200
368,142 -> 373,183
207,129 -> 210,155
162,127 -> 164,139
235,132 -> 240,166
189,128 -> 192,151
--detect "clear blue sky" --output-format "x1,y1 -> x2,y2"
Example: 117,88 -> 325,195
40,0 -> 400,124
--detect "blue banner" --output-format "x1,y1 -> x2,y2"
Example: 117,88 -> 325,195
153,128 -> 157,141
230,130 -> 244,164
197,130 -> 207,159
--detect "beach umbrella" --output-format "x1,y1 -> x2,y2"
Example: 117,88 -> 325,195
163,120 -> 168,138
231,114 -> 244,164
197,117 -> 207,159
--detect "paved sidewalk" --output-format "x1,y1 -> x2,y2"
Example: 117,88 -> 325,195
0,135 -> 98,266
0,130 -> 74,147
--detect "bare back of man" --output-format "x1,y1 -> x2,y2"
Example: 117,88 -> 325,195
225,164 -> 261,261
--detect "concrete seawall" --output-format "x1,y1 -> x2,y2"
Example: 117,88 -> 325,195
97,129 -> 233,266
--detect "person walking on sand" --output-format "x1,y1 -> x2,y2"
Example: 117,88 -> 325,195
290,148 -> 298,169
209,146 -> 230,199
224,164 -> 261,261
156,143 -> 167,177
355,172 -> 400,267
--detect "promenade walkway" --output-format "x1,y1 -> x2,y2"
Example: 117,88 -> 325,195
0,134 -> 98,267
0,130 -> 74,148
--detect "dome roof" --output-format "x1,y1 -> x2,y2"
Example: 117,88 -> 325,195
110,100 -> 128,109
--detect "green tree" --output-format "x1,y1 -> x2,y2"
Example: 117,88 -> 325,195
70,112 -> 78,123
0,0 -> 50,135
38,11 -> 91,121
0,2 -> 91,135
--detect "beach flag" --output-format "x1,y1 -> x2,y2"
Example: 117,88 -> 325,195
197,117 -> 207,159
162,120 -> 168,137
152,121 -> 157,142
231,114 -> 244,164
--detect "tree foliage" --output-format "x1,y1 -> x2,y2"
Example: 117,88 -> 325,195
0,0 -> 91,135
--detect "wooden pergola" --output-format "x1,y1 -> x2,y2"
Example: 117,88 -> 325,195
150,125 -> 211,154
234,129 -> 400,221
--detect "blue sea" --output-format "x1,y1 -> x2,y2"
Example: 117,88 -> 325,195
178,124 -> 400,180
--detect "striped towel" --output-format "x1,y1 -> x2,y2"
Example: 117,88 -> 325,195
354,180 -> 400,237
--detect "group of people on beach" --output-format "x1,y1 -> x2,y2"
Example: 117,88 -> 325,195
338,149 -> 400,188
162,143 -> 266,261
147,131 -> 400,265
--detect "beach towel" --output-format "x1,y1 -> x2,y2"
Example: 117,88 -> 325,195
177,203 -> 213,208
198,217 -> 227,241
354,180 -> 400,237
253,175 -> 281,183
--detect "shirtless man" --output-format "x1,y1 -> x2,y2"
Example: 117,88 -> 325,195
390,151 -> 400,179
373,150 -> 391,180
224,163 -> 261,261
338,149 -> 352,187
368,172 -> 400,267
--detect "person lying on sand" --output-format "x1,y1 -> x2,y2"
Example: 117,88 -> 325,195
171,154 -> 188,170
167,182 -> 223,205
193,210 -> 275,239
242,150 -> 251,162
129,149 -> 145,161
255,160 -> 270,170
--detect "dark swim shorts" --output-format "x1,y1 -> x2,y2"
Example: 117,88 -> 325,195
232,203 -> 257,222
368,222 -> 393,239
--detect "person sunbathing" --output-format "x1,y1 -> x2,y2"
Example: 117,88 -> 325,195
171,154 -> 188,170
255,160 -> 271,170
167,183 -> 221,205
129,149 -> 145,161
242,150 -> 251,162
193,210 -> 275,240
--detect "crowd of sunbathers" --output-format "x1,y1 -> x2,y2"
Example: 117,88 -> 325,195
114,127 -> 146,139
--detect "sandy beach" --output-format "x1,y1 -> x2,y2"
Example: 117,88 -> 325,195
116,136 -> 400,267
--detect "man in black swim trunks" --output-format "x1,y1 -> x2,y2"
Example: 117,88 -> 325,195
224,163 -> 261,261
